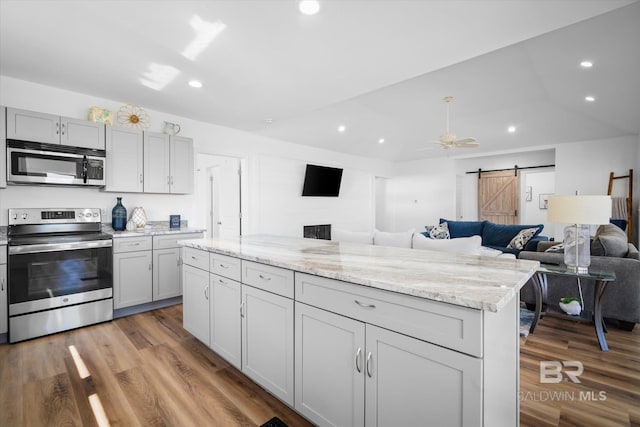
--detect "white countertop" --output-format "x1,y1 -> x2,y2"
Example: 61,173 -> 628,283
181,235 -> 539,312
106,226 -> 205,238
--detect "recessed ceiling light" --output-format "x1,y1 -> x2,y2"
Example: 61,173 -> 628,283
188,80 -> 203,88
378,138 -> 385,144
337,125 -> 346,133
580,60 -> 593,68
299,0 -> 320,15
585,96 -> 595,102
507,126 -> 516,133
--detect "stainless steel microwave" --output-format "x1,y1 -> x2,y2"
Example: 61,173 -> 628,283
7,140 -> 106,186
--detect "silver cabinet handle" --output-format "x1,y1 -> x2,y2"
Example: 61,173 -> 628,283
204,285 -> 209,300
61,123 -> 65,136
171,176 -> 174,185
128,242 -> 140,246
240,301 -> 245,318
191,256 -> 198,260
258,274 -> 271,281
366,352 -> 373,378
219,278 -> 227,285
219,263 -> 230,269
148,263 -> 152,271
355,300 -> 376,309
177,256 -> 181,266
1,277 -> 4,291
355,348 -> 362,373
140,174 -> 143,184
167,176 -> 170,184
56,122 -> 60,135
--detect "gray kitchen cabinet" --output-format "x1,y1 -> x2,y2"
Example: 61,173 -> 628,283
182,263 -> 210,346
6,107 -> 105,149
242,283 -> 294,406
143,131 -> 170,193
1,246 -> 7,335
113,237 -> 153,309
169,135 -> 194,194
105,126 -> 144,192
210,273 -> 242,369
144,132 -> 193,194
295,302 -> 365,427
1,106 -> 6,188
152,232 -> 203,300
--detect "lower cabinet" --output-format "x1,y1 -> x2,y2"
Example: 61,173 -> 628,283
242,284 -> 295,406
153,247 -> 181,300
294,303 -> 482,427
210,273 -> 242,369
182,264 -> 210,345
295,302 -> 365,427
113,250 -> 153,309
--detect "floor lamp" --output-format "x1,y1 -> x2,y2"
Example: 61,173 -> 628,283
547,195 -> 612,274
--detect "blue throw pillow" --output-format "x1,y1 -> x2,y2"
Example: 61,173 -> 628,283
482,222 -> 544,248
438,218 -> 486,239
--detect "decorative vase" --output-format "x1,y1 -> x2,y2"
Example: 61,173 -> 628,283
111,197 -> 127,231
559,300 -> 582,316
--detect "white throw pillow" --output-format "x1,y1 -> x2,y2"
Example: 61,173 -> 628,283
332,229 -> 374,245
373,229 -> 414,248
412,234 -> 482,255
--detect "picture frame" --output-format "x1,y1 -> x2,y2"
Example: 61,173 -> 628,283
539,193 -> 551,209
525,186 -> 532,201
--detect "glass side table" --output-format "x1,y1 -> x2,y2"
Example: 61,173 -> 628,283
529,264 -> 616,351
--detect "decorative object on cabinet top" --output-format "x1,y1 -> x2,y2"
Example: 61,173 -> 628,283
163,121 -> 181,136
88,106 -> 113,125
117,104 -> 150,129
130,207 -> 148,228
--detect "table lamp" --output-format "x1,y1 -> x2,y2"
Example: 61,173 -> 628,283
547,195 -> 611,273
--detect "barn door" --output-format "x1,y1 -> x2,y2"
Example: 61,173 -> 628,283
478,170 -> 519,224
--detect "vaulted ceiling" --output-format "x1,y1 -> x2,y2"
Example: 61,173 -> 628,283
1,0 -> 638,161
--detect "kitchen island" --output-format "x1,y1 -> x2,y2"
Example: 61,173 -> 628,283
180,235 -> 538,427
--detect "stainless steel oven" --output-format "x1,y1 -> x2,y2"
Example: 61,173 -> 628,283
7,208 -> 113,343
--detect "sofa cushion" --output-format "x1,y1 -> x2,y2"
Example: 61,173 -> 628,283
424,222 -> 450,239
332,229 -> 373,245
507,227 -> 540,250
482,222 -> 544,248
412,234 -> 482,255
439,219 -> 486,238
591,224 -> 628,257
373,229 -> 414,248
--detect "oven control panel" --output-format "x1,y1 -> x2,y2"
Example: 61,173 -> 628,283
8,208 -> 102,225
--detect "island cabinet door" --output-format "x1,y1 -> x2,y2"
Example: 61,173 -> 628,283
210,273 -> 242,370
182,264 -> 210,346
295,302 -> 365,427
241,285 -> 294,406
365,324 -> 483,427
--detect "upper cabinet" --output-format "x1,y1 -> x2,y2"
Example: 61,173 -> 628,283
144,132 -> 193,194
6,107 -> 105,150
105,126 -> 144,192
1,106 -> 6,188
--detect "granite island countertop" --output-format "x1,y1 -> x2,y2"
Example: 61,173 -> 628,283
181,235 -> 539,312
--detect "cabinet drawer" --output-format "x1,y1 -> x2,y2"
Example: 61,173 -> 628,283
183,247 -> 209,271
242,260 -> 294,299
112,236 -> 152,253
210,253 -> 241,282
0,246 -> 6,264
295,273 -> 483,357
153,232 -> 203,249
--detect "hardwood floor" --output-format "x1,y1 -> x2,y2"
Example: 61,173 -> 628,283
0,305 -> 312,427
1,304 -> 638,426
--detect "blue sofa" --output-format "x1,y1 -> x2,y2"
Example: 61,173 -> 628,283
438,218 -> 548,256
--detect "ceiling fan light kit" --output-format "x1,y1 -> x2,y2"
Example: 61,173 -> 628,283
431,96 -> 478,149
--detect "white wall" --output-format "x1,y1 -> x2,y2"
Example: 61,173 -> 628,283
0,76 -> 393,232
555,135 -> 638,243
522,171 -> 555,237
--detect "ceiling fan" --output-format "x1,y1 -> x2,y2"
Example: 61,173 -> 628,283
431,96 -> 478,149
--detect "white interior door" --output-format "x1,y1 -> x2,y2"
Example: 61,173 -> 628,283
196,154 -> 242,238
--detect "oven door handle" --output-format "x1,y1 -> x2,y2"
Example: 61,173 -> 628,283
9,239 -> 113,255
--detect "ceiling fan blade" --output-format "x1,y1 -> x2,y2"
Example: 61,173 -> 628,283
454,137 -> 476,144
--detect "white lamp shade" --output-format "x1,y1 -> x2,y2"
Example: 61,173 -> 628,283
547,195 -> 612,224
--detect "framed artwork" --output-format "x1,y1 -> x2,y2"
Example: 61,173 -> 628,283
525,186 -> 532,201
539,193 -> 551,209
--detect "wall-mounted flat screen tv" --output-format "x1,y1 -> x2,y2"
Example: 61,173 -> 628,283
301,164 -> 343,197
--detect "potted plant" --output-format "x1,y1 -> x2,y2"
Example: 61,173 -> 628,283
559,297 -> 582,315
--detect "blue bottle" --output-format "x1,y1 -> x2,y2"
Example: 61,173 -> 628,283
111,197 -> 127,231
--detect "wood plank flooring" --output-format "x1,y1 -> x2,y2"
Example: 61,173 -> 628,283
0,304 -> 638,426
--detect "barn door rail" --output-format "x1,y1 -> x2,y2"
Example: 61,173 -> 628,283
468,164 -> 555,178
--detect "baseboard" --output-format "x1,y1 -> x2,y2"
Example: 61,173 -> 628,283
114,296 -> 182,318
